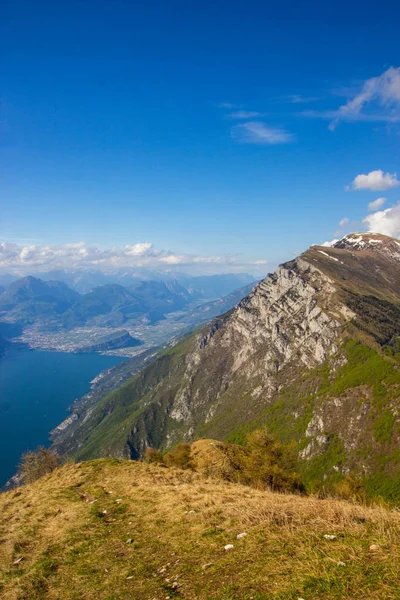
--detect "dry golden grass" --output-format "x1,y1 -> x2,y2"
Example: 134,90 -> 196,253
0,459 -> 400,599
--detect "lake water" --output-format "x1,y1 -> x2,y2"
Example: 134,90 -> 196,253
0,348 -> 125,487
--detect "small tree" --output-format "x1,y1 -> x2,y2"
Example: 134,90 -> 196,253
241,429 -> 304,493
18,447 -> 60,484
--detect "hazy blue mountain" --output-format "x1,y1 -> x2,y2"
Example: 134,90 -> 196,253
40,270 -> 123,294
0,276 -> 79,306
0,273 -> 258,338
62,280 -> 201,329
129,280 -> 200,309
174,282 -> 256,329
38,268 -> 170,293
61,284 -> 144,329
0,276 -> 80,322
37,268 -> 255,298
176,273 -> 255,299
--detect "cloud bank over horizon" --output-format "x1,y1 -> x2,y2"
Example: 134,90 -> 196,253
0,241 -> 268,276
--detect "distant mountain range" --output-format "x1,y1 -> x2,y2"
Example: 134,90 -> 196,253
0,273 -> 256,351
0,277 -> 80,320
0,268 -> 255,297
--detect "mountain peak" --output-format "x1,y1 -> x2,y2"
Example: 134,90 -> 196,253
332,232 -> 400,252
302,231 -> 400,302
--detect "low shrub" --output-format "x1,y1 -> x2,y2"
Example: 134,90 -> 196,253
143,447 -> 164,465
144,430 -> 304,494
239,429 -> 304,493
18,447 -> 60,484
164,443 -> 193,469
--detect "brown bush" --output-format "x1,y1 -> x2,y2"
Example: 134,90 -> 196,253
164,443 -> 193,469
238,430 -> 304,493
189,432 -> 304,494
332,474 -> 366,503
143,447 -> 164,465
190,439 -> 250,481
142,431 -> 303,494
18,447 -> 60,484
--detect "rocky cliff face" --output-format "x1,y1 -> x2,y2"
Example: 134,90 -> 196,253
52,233 -> 400,498
168,259 -> 346,425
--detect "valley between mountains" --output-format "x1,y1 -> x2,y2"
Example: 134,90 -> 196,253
0,273 -> 254,354
51,233 -> 400,503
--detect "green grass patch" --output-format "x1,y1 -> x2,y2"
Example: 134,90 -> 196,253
373,410 -> 396,444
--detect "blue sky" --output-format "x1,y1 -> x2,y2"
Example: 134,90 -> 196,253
1,0 -> 400,275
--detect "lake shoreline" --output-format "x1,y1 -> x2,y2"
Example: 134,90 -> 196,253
0,348 -> 126,487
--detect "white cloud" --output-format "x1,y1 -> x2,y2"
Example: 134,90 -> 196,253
0,241 -> 267,275
124,242 -> 153,256
300,109 -> 400,125
348,170 -> 399,191
363,202 -> 400,238
218,102 -> 236,109
330,66 -> 400,129
228,111 -> 267,119
368,197 -> 386,211
159,255 -> 185,265
299,67 -> 400,129
320,239 -> 339,247
323,200 -> 400,246
339,217 -> 349,227
231,121 -> 295,145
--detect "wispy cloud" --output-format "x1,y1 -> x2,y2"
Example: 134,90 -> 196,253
0,241 -> 267,275
330,66 -> 400,129
218,102 -> 236,109
227,110 -> 267,119
346,170 -> 399,191
333,217 -> 351,237
368,197 -> 386,211
300,67 -> 400,129
231,121 -> 295,145
300,109 -> 400,125
218,103 -> 295,143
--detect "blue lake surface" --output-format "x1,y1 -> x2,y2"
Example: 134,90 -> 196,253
0,348 -> 125,486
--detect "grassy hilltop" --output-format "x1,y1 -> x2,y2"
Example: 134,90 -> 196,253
1,458 -> 400,600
